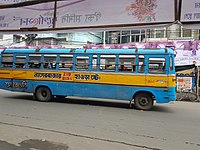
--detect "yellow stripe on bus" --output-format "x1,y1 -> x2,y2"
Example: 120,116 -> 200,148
0,70 -> 176,87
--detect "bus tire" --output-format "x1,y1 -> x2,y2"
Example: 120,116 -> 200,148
134,93 -> 153,110
35,87 -> 52,102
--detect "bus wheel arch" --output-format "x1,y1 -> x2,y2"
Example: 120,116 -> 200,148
133,91 -> 154,110
35,86 -> 52,102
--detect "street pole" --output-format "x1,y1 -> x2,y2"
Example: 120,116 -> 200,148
197,66 -> 199,101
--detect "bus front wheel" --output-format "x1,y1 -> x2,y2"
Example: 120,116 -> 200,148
35,87 -> 52,102
134,93 -> 153,110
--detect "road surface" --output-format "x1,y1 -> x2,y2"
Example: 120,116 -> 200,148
0,90 -> 200,150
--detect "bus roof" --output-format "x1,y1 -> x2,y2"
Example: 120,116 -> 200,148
2,48 -> 175,55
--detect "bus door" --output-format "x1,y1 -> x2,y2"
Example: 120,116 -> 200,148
73,55 -> 91,97
12,54 -> 29,92
146,55 -> 168,88
0,53 -> 15,91
0,53 -> 18,91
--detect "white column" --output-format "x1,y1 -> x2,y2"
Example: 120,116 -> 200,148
154,29 -> 156,38
139,29 -> 142,42
103,31 -> 106,48
164,27 -> 167,38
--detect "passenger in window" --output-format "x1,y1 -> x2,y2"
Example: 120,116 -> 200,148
105,65 -> 110,69
139,66 -> 144,72
44,63 -> 48,68
52,63 -> 56,69
23,64 -> 26,68
120,65 -> 124,71
132,65 -> 136,72
62,63 -> 65,68
48,63 -> 52,69
36,63 -> 41,68
162,65 -> 166,71
21,64 -> 25,68
29,63 -> 34,68
17,64 -> 23,68
106,65 -> 115,70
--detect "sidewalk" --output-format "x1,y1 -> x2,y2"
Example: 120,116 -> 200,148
176,92 -> 200,102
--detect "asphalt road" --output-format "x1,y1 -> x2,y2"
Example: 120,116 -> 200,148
0,89 -> 200,150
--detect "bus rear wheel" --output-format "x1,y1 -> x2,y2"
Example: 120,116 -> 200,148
35,87 -> 52,102
134,93 -> 153,110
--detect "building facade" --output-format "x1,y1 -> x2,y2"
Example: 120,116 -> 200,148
0,25 -> 199,47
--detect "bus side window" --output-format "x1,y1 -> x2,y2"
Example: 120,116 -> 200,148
1,54 -> 13,68
58,55 -> 73,70
76,56 -> 89,71
138,55 -> 144,73
28,54 -> 41,69
92,55 -> 98,71
148,58 -> 166,74
29,63 -> 41,69
118,55 -> 135,72
44,63 -> 53,69
44,54 -> 57,70
100,55 -> 116,71
15,55 -> 26,69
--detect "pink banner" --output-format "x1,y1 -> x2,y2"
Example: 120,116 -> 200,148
87,40 -> 200,66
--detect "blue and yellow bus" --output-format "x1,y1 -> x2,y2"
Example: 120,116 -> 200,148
0,48 -> 176,110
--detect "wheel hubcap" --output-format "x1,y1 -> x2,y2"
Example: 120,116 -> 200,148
139,97 -> 149,106
42,91 -> 47,97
